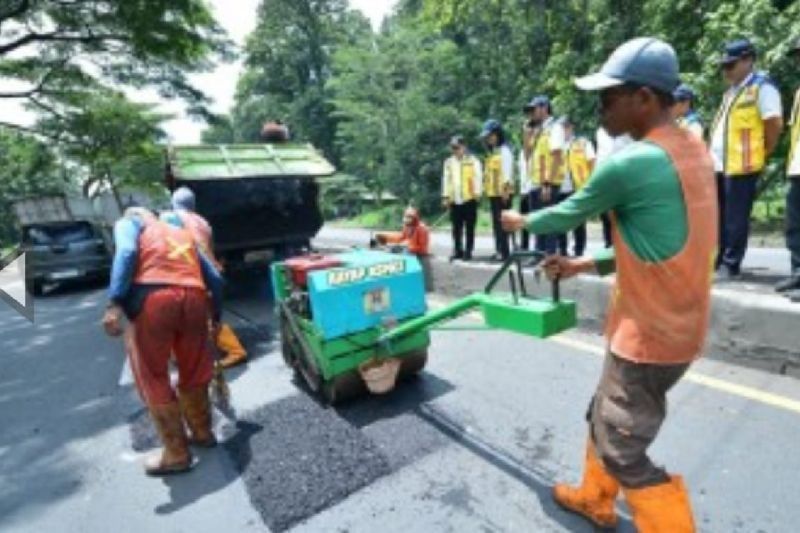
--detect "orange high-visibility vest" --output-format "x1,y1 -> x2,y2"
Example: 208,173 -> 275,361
606,125 -> 717,364
178,211 -> 221,271
133,219 -> 205,289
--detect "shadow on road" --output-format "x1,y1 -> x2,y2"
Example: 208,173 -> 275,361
417,403 -> 636,532
0,286 -> 131,526
154,420 -> 263,515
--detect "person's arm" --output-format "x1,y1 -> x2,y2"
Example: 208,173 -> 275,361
413,225 -> 430,255
764,117 -> 784,157
441,160 -> 451,203
107,217 -> 141,305
501,146 -> 515,192
525,156 -> 625,235
376,231 -> 405,245
759,82 -> 784,157
474,157 -> 483,197
199,251 -> 224,322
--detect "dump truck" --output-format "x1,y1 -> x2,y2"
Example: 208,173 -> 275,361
165,143 -> 336,266
13,195 -> 113,295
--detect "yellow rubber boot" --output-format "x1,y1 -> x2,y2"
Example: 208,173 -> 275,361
552,439 -> 620,529
623,475 -> 696,533
217,322 -> 247,368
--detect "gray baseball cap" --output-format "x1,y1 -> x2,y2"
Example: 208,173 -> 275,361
575,37 -> 680,94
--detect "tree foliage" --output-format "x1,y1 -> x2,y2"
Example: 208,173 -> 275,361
0,0 -> 233,134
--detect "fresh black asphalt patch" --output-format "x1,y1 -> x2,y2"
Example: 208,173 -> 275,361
128,369 -> 454,531
226,394 -> 392,532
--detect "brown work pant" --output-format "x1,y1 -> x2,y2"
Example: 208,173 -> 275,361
588,353 -> 689,488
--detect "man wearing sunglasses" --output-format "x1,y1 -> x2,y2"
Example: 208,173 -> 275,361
710,39 -> 783,280
502,37 -> 716,531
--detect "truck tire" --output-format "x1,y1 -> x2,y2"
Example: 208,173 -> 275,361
32,281 -> 43,297
399,349 -> 428,379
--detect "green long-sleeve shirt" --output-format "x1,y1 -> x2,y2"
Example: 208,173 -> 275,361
526,141 -> 688,275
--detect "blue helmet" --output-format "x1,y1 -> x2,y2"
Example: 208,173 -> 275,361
480,119 -> 503,139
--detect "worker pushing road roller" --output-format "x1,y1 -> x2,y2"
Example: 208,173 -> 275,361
503,37 -> 716,532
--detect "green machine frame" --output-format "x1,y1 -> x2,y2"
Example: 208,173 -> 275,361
277,250 -> 577,403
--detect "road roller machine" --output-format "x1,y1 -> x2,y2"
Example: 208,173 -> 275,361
271,249 -> 577,404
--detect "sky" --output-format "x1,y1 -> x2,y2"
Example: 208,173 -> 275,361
1,0 -> 398,144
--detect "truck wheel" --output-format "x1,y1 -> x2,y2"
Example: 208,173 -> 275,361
32,281 -> 43,297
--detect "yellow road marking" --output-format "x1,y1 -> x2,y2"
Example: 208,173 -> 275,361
428,298 -> 800,415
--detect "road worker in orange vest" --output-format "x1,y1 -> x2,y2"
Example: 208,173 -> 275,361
503,37 -> 717,532
103,207 -> 224,476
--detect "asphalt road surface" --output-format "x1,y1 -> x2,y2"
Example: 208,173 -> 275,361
2,261 -> 800,532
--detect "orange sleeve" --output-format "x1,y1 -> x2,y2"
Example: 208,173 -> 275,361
379,231 -> 405,244
409,225 -> 430,255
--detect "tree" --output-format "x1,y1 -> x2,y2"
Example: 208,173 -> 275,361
35,92 -> 168,210
0,130 -> 67,244
230,0 -> 372,159
0,0 -> 233,135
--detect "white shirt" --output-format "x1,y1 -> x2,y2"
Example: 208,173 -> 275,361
710,71 -> 782,173
499,144 -> 515,186
442,154 -> 483,204
595,127 -> 632,164
518,149 -> 533,194
787,90 -> 800,177
543,116 -> 566,151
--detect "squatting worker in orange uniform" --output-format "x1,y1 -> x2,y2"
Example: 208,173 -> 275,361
102,207 -> 224,476
503,38 -> 717,532
375,207 -> 432,290
171,187 -> 247,368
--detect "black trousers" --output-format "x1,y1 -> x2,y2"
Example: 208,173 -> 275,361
530,186 -> 561,254
557,192 -> 587,256
600,212 -> 613,248
720,172 -> 760,273
519,193 -> 532,250
787,177 -> 800,275
489,196 -> 511,259
450,200 -> 478,258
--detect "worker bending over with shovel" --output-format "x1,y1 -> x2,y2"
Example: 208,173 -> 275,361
171,187 -> 247,368
502,37 -> 716,532
102,207 -> 224,476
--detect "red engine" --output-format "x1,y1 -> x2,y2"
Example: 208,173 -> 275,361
284,254 -> 343,288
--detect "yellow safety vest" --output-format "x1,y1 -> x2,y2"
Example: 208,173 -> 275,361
711,73 -> 770,176
788,87 -> 800,177
444,155 -> 479,202
484,148 -> 509,197
566,138 -> 593,191
529,123 -> 566,186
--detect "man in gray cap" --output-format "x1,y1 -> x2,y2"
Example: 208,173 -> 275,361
502,37 -> 716,531
778,38 -> 800,300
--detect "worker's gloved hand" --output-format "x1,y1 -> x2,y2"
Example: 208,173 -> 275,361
500,210 -> 526,233
542,255 -> 595,281
375,233 -> 387,245
102,304 -> 124,337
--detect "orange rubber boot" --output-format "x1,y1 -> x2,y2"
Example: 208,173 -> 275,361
217,323 -> 247,368
552,439 -> 620,529
623,475 -> 696,533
